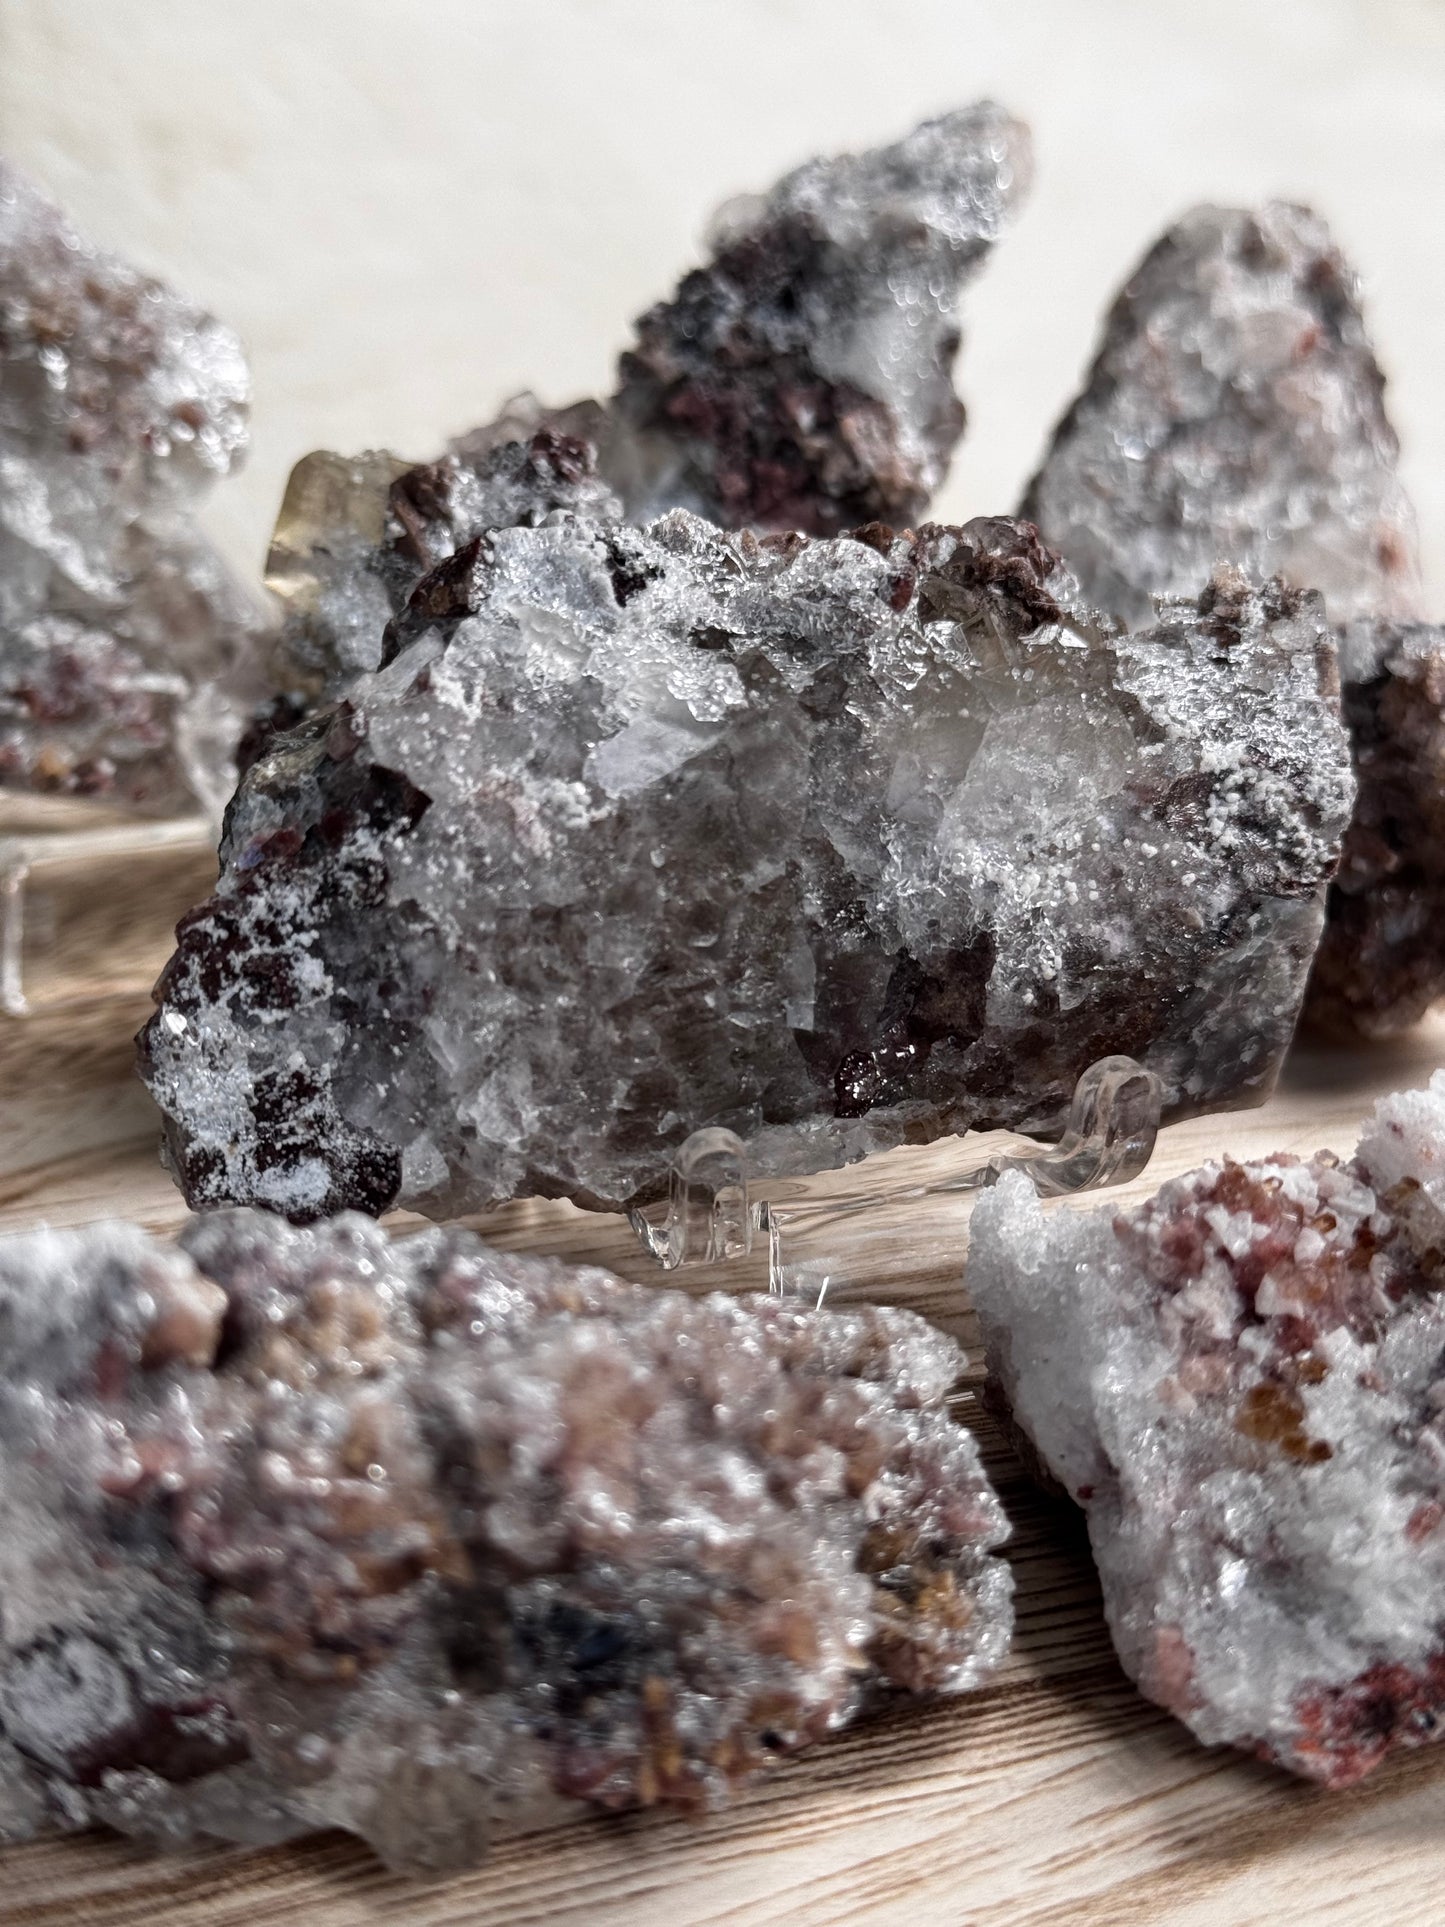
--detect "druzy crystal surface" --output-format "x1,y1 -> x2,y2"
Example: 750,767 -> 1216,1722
1022,202 -> 1421,631
969,1076 -> 1445,1787
265,105 -> 1030,707
0,159 -> 268,815
140,514 -> 1353,1223
1306,622 -> 1445,1036
0,1208 -> 1009,1869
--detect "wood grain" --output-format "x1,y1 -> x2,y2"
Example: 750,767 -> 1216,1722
2,901 -> 1444,1924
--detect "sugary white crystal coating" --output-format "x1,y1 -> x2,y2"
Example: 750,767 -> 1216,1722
0,158 -> 270,815
141,517 -> 1353,1223
969,1075 -> 1445,1786
0,1208 -> 1008,1868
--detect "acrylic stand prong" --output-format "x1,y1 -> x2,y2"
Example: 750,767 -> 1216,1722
629,1055 -> 1162,1306
988,1055 -> 1161,1196
628,1126 -> 754,1269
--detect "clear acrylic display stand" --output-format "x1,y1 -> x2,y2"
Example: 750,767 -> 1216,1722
0,796 -> 216,1017
629,1055 -> 1162,1306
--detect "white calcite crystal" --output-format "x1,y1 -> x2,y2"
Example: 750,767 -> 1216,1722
263,104 -> 1031,709
969,1075 -> 1445,1786
1022,202 -> 1420,631
0,159 -> 269,815
0,1208 -> 1009,1870
140,516 -> 1353,1223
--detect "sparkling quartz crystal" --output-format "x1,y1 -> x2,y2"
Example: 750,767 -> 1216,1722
0,1208 -> 1009,1869
0,159 -> 269,815
1021,202 -> 1421,631
264,105 -> 1030,708
140,514 -> 1353,1223
1306,622 -> 1445,1036
969,1074 -> 1445,1787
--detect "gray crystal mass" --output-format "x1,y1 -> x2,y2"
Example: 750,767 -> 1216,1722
0,1208 -> 1009,1869
263,429 -> 622,706
140,515 -> 1353,1223
607,100 -> 1031,533
1022,201 -> 1420,631
1023,199 -> 1442,1036
1305,622 -> 1445,1036
264,105 -> 1031,709
0,158 -> 269,816
969,1074 -> 1445,1787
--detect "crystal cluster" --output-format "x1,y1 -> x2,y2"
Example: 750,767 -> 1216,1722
1021,200 -> 1421,631
1306,623 -> 1445,1036
140,513 -> 1353,1223
0,159 -> 269,816
264,105 -> 1031,707
969,1074 -> 1445,1787
1022,199 -> 1445,1035
0,1208 -> 1008,1869
607,101 -> 1030,533
263,428 -> 621,707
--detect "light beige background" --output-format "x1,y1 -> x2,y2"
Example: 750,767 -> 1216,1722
1,0 -> 1442,604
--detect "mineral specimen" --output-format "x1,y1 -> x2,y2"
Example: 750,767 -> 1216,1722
1021,202 -> 1421,631
1021,204 -> 1443,1036
263,427 -> 621,705
969,1074 -> 1445,1787
1305,622 -> 1445,1036
265,104 -> 1030,707
140,513 -> 1354,1223
607,100 -> 1031,533
0,1207 -> 1009,1869
0,159 -> 269,815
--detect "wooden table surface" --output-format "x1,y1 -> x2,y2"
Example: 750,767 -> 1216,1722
2,886 -> 1443,1926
